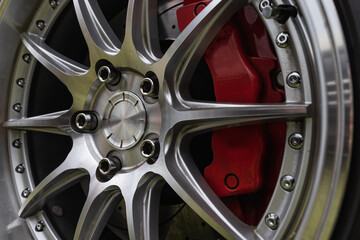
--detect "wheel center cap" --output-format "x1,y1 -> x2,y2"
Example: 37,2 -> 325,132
103,91 -> 146,150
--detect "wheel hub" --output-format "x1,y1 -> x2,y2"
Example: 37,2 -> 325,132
103,91 -> 146,150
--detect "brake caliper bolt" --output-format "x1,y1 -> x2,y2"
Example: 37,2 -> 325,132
21,188 -> 31,198
22,54 -> 31,63
98,66 -> 120,85
16,78 -> 26,87
265,213 -> 279,230
276,32 -> 289,48
141,139 -> 160,161
259,0 -> 271,12
140,78 -> 158,98
49,0 -> 59,9
288,133 -> 303,149
12,139 -> 22,148
75,112 -> 97,131
36,20 -> 46,31
287,72 -> 301,88
13,103 -> 22,112
15,164 -> 25,173
280,175 -> 295,191
35,221 -> 45,232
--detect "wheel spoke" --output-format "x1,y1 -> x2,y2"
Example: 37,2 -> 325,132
73,0 -> 121,57
162,149 -> 252,239
19,147 -> 91,218
124,174 -> 165,240
3,110 -> 71,135
158,0 -> 247,94
168,102 -> 310,134
123,0 -> 162,62
21,33 -> 89,96
74,182 -> 122,240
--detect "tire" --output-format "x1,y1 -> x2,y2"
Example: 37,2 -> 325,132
0,0 -> 356,239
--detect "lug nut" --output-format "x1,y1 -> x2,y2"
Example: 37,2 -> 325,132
141,139 -> 160,160
98,66 -> 120,85
288,133 -> 303,150
16,78 -> 25,87
15,164 -> 25,173
35,221 -> 45,232
12,139 -> 22,148
36,20 -> 46,31
263,5 -> 297,24
140,78 -> 158,98
265,213 -> 279,230
13,103 -> 22,112
21,188 -> 31,198
276,32 -> 289,48
259,0 -> 271,12
287,72 -> 301,88
98,157 -> 121,176
22,54 -> 31,63
280,175 -> 295,191
75,113 -> 97,131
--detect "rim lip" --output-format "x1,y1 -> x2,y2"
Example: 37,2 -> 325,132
0,0 -> 353,240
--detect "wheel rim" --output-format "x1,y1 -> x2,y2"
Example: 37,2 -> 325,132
1,0 -> 353,239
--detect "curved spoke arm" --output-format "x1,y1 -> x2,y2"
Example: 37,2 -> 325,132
73,0 -> 121,56
74,183 -> 122,240
21,32 -> 90,97
168,102 -> 310,134
158,0 -> 248,93
123,0 -> 162,62
162,149 -> 253,240
3,110 -> 72,136
123,174 -> 165,240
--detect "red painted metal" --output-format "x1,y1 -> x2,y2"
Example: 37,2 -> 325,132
177,2 -> 286,225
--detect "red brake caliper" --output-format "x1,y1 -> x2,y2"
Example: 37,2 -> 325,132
177,1 -> 286,225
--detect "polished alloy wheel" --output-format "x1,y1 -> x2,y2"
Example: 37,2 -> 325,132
0,0 -> 354,239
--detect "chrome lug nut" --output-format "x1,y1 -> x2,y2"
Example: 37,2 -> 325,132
36,20 -> 46,31
13,103 -> 22,112
289,133 -> 303,149
75,112 -> 97,131
276,32 -> 289,48
141,139 -> 160,160
287,72 -> 301,88
35,221 -> 45,232
280,175 -> 295,191
21,188 -> 31,198
140,78 -> 158,98
259,0 -> 271,12
98,157 -> 121,176
98,66 -> 120,85
12,139 -> 22,148
16,78 -> 25,87
265,213 -> 280,230
22,54 -> 31,63
15,164 -> 25,173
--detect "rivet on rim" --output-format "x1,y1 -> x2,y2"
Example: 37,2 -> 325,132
288,133 -> 303,149
16,78 -> 25,87
259,0 -> 271,12
35,221 -> 45,232
276,32 -> 289,48
49,0 -> 59,9
280,175 -> 295,191
287,72 -> 301,88
13,103 -> 22,112
36,20 -> 46,31
15,164 -> 25,173
12,139 -> 22,148
21,188 -> 31,198
265,213 -> 280,230
22,54 -> 31,63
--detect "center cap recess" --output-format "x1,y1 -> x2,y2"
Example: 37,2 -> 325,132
103,91 -> 147,150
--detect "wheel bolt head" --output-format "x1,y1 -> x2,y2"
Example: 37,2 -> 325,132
36,20 -> 46,31
280,175 -> 295,191
276,32 -> 289,48
98,157 -> 121,176
22,54 -> 31,63
35,221 -> 45,232
13,103 -> 22,112
265,213 -> 279,230
16,78 -> 25,87
287,72 -> 301,88
49,0 -> 59,8
21,188 -> 31,198
288,133 -> 303,149
12,139 -> 22,148
75,113 -> 97,131
140,78 -> 158,98
15,164 -> 25,173
141,139 -> 160,160
98,66 -> 119,84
